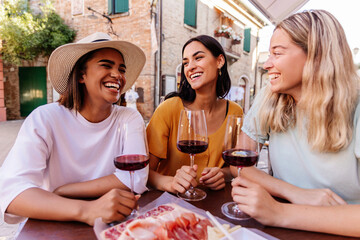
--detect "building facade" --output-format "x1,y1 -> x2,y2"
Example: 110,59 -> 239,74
1,0 -> 267,121
158,0 -> 266,113
2,0 -> 155,120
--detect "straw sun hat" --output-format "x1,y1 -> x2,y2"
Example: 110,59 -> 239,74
48,32 -> 146,95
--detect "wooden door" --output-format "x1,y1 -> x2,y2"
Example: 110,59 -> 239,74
19,67 -> 47,117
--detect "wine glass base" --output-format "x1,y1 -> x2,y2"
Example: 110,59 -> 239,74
129,209 -> 138,218
221,202 -> 251,220
109,208 -> 138,227
177,188 -> 207,201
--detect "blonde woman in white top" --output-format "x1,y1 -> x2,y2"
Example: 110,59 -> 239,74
231,10 -> 360,237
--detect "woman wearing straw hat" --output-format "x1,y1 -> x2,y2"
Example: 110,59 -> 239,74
0,32 -> 147,226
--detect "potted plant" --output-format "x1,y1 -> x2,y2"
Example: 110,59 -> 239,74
214,25 -> 242,45
214,25 -> 233,38
231,34 -> 242,45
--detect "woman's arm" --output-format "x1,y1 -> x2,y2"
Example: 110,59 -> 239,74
230,132 -> 345,205
234,166 -> 345,205
7,187 -> 137,226
231,176 -> 360,237
277,203 -> 360,237
234,165 -> 300,200
54,174 -> 129,198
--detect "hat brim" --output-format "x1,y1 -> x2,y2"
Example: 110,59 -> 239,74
48,40 -> 146,95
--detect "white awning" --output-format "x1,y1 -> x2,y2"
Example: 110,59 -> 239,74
248,0 -> 309,24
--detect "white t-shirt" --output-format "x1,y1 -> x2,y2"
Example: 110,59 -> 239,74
0,103 -> 149,223
242,88 -> 360,204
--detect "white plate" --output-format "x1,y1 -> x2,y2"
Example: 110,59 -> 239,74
220,227 -> 279,240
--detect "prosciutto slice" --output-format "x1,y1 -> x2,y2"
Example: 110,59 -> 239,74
101,204 -> 213,240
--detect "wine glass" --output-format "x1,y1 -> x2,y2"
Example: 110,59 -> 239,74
176,109 -> 208,201
113,123 -> 149,217
221,115 -> 260,220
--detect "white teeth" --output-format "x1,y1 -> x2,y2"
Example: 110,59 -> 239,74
104,82 -> 120,90
269,74 -> 279,80
190,72 -> 202,79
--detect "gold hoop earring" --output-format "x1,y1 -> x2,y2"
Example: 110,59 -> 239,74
218,68 -> 222,76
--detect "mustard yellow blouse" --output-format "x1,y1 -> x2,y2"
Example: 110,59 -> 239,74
146,97 -> 243,180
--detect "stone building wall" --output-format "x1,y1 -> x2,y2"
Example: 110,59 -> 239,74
3,65 -> 20,120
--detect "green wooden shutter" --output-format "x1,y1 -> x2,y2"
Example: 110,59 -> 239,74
184,0 -> 197,27
109,0 -> 129,14
243,28 -> 251,53
115,0 -> 129,14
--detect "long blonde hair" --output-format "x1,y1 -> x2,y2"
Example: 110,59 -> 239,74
259,10 -> 360,152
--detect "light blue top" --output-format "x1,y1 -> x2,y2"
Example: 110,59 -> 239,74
242,89 -> 360,204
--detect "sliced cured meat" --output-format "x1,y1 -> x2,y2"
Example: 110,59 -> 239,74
119,218 -> 161,240
101,204 -> 213,240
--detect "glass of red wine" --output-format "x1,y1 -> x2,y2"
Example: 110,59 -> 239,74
176,109 -> 208,201
113,123 -> 149,217
221,115 -> 260,220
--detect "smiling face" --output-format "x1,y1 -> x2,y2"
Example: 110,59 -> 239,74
80,48 -> 126,106
182,41 -> 224,92
263,28 -> 307,102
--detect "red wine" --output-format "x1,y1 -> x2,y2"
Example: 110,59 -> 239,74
222,149 -> 259,167
114,154 -> 149,171
177,140 -> 208,154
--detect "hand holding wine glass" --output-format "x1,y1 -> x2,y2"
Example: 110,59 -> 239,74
176,109 -> 208,201
221,115 -> 260,220
113,123 -> 149,217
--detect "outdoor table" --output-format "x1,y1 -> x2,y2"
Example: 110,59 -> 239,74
17,184 -> 358,240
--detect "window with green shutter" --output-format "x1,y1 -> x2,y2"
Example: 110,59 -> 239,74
184,0 -> 197,28
108,0 -> 129,15
243,28 -> 251,53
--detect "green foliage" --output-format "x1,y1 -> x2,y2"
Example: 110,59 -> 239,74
0,0 -> 76,64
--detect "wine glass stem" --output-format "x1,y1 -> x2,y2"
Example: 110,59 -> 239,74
189,154 -> 195,194
129,171 -> 134,193
129,171 -> 137,216
190,153 -> 195,167
237,167 -> 242,177
232,167 -> 243,214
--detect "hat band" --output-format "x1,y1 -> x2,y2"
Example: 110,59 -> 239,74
92,39 -> 110,42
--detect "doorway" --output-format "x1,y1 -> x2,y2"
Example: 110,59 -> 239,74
19,67 -> 47,117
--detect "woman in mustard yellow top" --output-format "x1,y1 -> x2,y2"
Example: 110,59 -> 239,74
147,35 -> 243,194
